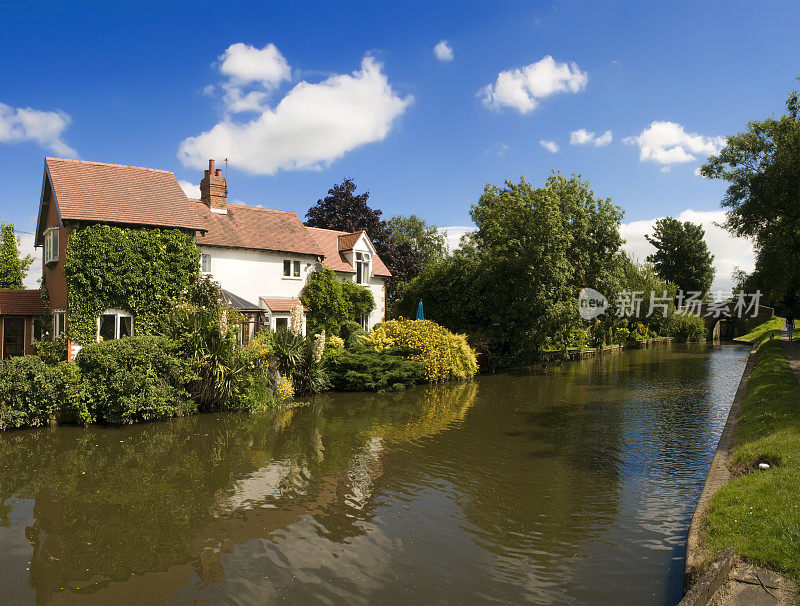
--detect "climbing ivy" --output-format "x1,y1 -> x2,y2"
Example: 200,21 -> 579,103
64,225 -> 200,345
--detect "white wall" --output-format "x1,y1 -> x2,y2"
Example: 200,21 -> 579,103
200,246 -> 316,305
200,243 -> 386,330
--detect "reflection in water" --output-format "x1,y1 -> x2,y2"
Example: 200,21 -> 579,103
0,345 -> 747,605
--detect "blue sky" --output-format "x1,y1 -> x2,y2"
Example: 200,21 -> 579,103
1,1 -> 798,287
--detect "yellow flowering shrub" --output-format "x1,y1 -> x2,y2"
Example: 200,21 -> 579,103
369,319 -> 478,382
275,374 -> 295,401
327,335 -> 345,349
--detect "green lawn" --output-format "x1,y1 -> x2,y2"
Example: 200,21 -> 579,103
705,339 -> 800,579
735,316 -> 787,345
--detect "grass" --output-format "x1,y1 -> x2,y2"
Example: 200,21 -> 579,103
735,316 -> 786,345
705,339 -> 800,580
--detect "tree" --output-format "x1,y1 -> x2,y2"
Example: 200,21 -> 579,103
400,174 -> 625,366
0,223 -> 33,289
700,87 -> 800,311
644,218 -> 715,295
301,267 -> 375,336
385,215 -> 447,268
305,179 -> 422,307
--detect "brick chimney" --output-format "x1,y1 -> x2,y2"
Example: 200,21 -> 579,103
200,159 -> 227,213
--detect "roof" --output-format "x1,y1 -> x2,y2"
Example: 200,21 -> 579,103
196,202 -> 324,257
337,231 -> 363,251
0,290 -> 47,316
306,227 -> 391,277
260,298 -> 304,313
220,289 -> 261,312
42,158 -> 207,234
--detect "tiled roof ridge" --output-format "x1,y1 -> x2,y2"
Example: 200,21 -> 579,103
224,202 -> 297,214
46,157 -> 173,175
307,226 -> 358,236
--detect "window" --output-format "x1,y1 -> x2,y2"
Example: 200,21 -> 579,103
275,317 -> 289,331
283,259 -> 301,278
44,228 -> 59,264
53,312 -> 65,338
200,253 -> 212,274
355,252 -> 370,284
360,314 -> 369,330
97,310 -> 133,341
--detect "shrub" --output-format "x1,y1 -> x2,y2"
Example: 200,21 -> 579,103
34,334 -> 68,365
76,336 -> 197,424
270,329 -> 328,396
340,321 -> 367,348
54,360 -> 91,425
367,319 -> 478,381
327,335 -> 345,349
324,347 -> 425,392
0,356 -> 60,429
302,267 -> 375,336
666,313 -> 707,343
156,278 -> 244,409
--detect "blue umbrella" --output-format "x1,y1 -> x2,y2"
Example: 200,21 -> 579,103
416,300 -> 424,321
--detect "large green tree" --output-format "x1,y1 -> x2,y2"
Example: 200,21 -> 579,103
644,217 -> 715,294
700,88 -> 800,311
0,223 -> 34,289
385,215 -> 447,269
400,174 -> 625,366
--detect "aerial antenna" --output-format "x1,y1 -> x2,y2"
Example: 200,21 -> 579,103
224,158 -> 229,179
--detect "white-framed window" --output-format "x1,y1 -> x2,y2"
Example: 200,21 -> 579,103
53,311 -> 65,338
44,227 -> 59,264
355,252 -> 371,284
97,309 -> 133,342
283,259 -> 301,279
200,253 -> 212,274
360,313 -> 369,330
274,317 -> 289,331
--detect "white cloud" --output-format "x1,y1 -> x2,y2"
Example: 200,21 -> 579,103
178,180 -> 201,199
179,55 -> 412,176
624,121 -> 725,165
570,128 -> 612,147
0,103 -> 77,158
13,231 -> 41,289
484,143 -> 508,157
433,40 -> 454,63
217,43 -> 291,114
620,209 -> 754,290
479,56 -> 588,114
440,226 -> 473,253
539,139 -> 559,153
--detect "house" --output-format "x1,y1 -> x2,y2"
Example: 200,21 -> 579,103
33,157 -> 390,356
0,290 -> 47,358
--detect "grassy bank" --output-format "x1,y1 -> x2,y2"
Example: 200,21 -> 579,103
705,339 -> 800,580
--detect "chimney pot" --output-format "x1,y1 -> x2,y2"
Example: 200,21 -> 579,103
209,159 -> 215,174
215,169 -> 223,177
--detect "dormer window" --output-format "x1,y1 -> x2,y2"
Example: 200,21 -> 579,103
355,252 -> 370,284
44,227 -> 59,264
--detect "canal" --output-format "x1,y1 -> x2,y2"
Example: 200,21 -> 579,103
0,344 -> 748,605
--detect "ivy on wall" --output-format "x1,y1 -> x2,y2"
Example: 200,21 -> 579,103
64,225 -> 200,345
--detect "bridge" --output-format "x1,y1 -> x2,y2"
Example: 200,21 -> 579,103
680,300 -> 774,340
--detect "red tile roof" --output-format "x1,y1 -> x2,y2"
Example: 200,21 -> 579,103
196,202 -> 324,256
0,290 -> 47,316
45,158 -> 206,232
306,227 -> 391,277
337,231 -> 363,251
260,298 -> 304,313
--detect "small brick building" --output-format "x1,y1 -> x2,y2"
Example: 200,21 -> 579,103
0,289 -> 46,358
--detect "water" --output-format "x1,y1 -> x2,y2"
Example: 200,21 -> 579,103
0,344 -> 748,605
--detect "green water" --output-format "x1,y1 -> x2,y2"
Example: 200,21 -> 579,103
0,344 -> 748,605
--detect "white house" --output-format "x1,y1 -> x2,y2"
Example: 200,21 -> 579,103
34,157 -> 391,356
193,160 -> 391,340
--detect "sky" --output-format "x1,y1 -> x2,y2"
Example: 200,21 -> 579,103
1,1 -> 798,289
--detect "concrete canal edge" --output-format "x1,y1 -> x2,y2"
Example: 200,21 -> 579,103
680,346 -> 758,600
